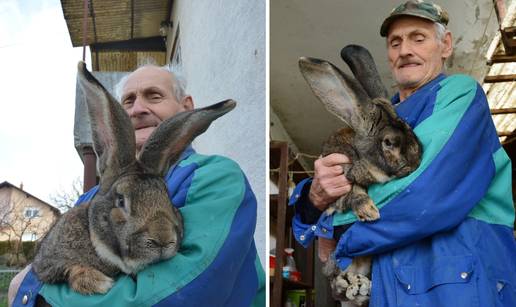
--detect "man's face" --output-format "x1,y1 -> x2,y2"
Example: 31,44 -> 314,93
121,66 -> 193,151
386,17 -> 452,96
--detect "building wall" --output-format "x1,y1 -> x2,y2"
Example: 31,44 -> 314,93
0,186 -> 58,242
166,0 -> 266,264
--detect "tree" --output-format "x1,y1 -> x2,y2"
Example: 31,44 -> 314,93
0,194 -> 38,266
49,177 -> 83,212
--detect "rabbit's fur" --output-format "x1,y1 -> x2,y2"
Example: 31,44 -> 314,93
299,45 -> 422,306
32,62 -> 236,295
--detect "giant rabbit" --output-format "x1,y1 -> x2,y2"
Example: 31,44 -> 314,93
32,62 -> 236,295
299,45 -> 422,306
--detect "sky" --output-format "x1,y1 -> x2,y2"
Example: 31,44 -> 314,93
0,0 -> 91,205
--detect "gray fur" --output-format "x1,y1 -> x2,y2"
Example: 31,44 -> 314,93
299,45 -> 422,306
32,62 -> 236,295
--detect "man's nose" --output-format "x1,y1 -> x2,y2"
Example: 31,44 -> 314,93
127,96 -> 149,117
398,41 -> 413,57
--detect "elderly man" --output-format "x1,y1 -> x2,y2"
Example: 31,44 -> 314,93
9,65 -> 265,306
291,1 -> 516,306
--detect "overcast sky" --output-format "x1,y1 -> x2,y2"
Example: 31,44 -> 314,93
0,0 -> 91,204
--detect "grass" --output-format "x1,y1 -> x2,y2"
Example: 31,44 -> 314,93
0,269 -> 21,307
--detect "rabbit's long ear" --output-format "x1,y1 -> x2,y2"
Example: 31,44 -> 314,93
298,57 -> 370,129
341,45 -> 388,99
77,62 -> 136,191
138,100 -> 236,177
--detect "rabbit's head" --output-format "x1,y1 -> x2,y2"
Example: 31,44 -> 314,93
77,62 -> 235,273
298,51 -> 421,179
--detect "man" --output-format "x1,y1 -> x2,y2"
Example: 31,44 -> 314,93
9,65 -> 265,306
291,1 -> 516,306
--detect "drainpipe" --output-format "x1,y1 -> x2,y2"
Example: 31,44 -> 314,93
82,146 -> 97,192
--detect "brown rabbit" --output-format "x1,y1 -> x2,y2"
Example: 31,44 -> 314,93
32,62 -> 236,295
299,45 -> 422,306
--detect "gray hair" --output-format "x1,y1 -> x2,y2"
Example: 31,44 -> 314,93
114,63 -> 188,102
434,22 -> 448,43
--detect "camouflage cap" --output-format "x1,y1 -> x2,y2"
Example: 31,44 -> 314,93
380,0 -> 449,37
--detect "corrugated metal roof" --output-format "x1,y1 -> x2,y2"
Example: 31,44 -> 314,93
61,0 -> 170,47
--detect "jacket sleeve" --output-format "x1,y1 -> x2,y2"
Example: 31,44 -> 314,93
15,155 -> 263,307
335,76 -> 501,260
289,178 -> 336,248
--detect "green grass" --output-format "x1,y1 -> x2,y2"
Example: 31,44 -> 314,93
0,269 -> 21,307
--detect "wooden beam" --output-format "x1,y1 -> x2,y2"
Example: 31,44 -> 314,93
487,54 -> 516,65
89,37 -> 166,52
484,74 -> 516,83
490,108 -> 516,115
498,131 -> 515,137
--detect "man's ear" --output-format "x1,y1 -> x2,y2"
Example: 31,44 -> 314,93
442,31 -> 453,59
180,95 -> 194,111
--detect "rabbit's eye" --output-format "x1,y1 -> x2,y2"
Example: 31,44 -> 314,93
115,193 -> 126,209
383,138 -> 396,149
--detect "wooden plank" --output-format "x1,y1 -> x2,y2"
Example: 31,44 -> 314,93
487,54 -> 516,65
484,74 -> 516,83
271,141 -> 289,307
490,108 -> 516,115
498,131 -> 515,137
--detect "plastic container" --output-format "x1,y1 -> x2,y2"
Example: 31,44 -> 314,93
284,247 -> 297,272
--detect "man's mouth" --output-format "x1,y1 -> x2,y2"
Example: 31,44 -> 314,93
398,62 -> 421,69
134,124 -> 157,130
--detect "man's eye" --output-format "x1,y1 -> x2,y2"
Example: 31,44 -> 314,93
390,41 -> 400,47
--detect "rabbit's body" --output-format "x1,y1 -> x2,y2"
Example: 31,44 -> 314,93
321,96 -> 421,220
33,203 -> 119,293
32,62 -> 235,295
299,45 -> 422,306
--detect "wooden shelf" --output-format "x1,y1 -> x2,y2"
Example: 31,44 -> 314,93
270,141 -> 314,307
270,277 -> 313,290
270,194 -> 294,222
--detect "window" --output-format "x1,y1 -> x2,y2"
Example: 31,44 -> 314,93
22,232 -> 38,242
24,208 -> 39,219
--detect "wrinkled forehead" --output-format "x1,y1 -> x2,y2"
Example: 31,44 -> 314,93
122,66 -> 174,95
387,16 -> 437,39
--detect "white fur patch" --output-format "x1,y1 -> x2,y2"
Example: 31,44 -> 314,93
90,231 -> 132,274
366,161 -> 392,183
96,275 -> 114,294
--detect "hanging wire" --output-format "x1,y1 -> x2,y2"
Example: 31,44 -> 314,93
269,149 -> 318,175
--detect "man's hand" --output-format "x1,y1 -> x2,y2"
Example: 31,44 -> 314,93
309,153 -> 352,210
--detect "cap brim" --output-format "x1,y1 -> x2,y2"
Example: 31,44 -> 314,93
380,12 -> 439,37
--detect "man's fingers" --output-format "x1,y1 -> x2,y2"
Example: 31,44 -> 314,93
319,153 -> 351,167
318,176 -> 352,194
326,184 -> 352,198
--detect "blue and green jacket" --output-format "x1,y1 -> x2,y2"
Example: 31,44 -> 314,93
14,147 -> 265,307
291,74 -> 516,306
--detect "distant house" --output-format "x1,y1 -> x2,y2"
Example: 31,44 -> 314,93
0,181 -> 60,242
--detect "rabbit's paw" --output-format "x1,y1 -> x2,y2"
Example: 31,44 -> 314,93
355,199 -> 380,222
68,265 -> 114,294
343,271 -> 371,300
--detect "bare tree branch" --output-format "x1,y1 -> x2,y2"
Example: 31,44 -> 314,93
49,177 -> 83,212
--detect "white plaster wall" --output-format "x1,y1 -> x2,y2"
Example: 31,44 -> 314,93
169,0 -> 266,265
